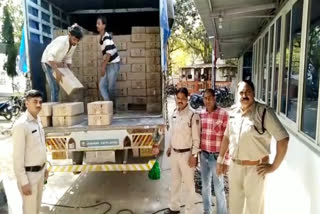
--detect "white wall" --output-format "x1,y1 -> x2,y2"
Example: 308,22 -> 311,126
265,127 -> 320,214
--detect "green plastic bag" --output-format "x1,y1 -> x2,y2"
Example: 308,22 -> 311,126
148,160 -> 161,180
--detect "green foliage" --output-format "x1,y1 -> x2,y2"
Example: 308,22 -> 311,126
168,0 -> 212,75
2,4 -> 18,77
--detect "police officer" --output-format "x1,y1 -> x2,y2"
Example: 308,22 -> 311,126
165,87 -> 201,214
217,80 -> 289,214
12,90 -> 48,214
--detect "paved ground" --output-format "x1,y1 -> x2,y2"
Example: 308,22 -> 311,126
0,97 -> 212,214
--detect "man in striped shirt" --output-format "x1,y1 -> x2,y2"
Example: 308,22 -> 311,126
96,16 -> 120,103
200,88 -> 229,214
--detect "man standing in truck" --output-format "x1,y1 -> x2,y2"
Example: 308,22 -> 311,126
41,24 -> 83,102
96,16 -> 121,104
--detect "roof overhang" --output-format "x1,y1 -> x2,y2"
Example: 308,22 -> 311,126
193,0 -> 278,58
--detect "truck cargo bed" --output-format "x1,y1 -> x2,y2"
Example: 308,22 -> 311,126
44,112 -> 164,133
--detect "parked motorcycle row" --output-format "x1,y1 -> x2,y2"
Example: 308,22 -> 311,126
189,87 -> 235,110
0,96 -> 25,121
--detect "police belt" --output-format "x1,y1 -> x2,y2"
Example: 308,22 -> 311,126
173,148 -> 191,153
25,163 -> 46,172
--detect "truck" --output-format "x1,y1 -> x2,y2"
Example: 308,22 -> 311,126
22,0 -> 173,173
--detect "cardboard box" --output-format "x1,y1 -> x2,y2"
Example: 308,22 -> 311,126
116,88 -> 128,96
146,49 -> 161,57
115,42 -> 127,50
130,48 -> 146,57
118,50 -> 130,57
86,89 -> 99,97
72,54 -> 83,67
54,68 -> 84,95
127,42 -> 146,49
145,34 -> 157,42
147,88 -> 161,96
146,27 -> 160,34
147,79 -> 161,88
116,96 -> 133,104
127,57 -> 146,64
87,101 -> 113,115
83,41 -> 99,52
82,67 -> 98,76
132,97 -> 147,104
53,102 -> 84,116
131,80 -> 146,89
146,64 -> 161,73
146,103 -> 162,113
131,34 -> 147,42
119,64 -> 131,72
88,114 -> 113,126
132,27 -> 146,34
116,81 -> 131,89
85,82 -> 98,89
146,72 -> 160,80
113,35 -> 131,42
83,74 -> 98,83
117,72 -> 127,81
83,57 -> 98,68
145,57 -> 160,65
127,72 -> 146,80
83,51 -> 98,61
39,102 -> 58,116
116,103 -> 128,111
146,41 -> 161,49
121,57 -> 127,64
132,64 -> 146,72
147,96 -> 161,104
40,116 -> 52,127
128,89 -> 147,96
52,114 -> 83,127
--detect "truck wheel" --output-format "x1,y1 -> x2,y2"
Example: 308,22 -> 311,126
72,151 -> 84,165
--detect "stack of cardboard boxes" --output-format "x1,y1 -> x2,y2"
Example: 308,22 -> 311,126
87,101 -> 113,126
52,102 -> 84,127
39,102 -> 58,127
52,26 -> 162,114
113,26 -> 162,113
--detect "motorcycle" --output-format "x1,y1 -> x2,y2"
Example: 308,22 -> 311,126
9,96 -> 24,116
189,91 -> 204,110
0,101 -> 13,121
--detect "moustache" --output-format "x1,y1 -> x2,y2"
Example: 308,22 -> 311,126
241,98 -> 249,101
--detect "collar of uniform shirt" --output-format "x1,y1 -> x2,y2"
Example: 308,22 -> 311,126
240,102 -> 256,116
176,105 -> 189,114
26,110 -> 40,122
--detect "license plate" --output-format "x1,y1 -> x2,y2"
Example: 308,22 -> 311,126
80,139 -> 120,147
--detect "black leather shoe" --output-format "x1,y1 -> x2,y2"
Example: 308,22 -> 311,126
164,209 -> 180,214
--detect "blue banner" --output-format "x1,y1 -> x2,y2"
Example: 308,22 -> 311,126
160,0 -> 171,73
19,26 -> 28,73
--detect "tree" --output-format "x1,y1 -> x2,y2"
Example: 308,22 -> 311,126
2,4 -> 18,80
171,0 -> 212,63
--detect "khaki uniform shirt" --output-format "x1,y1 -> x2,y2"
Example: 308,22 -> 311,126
225,102 -> 289,161
169,106 -> 201,155
12,111 -> 47,186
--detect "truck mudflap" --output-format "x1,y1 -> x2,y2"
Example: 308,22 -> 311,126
47,160 -> 156,172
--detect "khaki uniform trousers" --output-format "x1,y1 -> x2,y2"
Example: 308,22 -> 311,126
169,150 -> 196,214
229,162 -> 265,214
19,175 -> 44,214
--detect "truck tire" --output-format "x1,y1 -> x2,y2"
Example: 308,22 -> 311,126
72,151 -> 84,165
